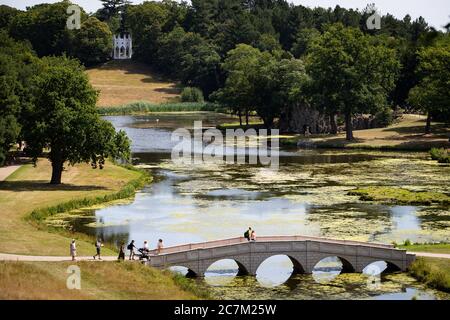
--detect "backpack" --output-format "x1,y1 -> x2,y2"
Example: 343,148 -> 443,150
127,243 -> 133,250
244,230 -> 249,239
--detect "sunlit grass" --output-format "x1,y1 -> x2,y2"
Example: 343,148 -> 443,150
409,258 -> 450,293
0,261 -> 198,300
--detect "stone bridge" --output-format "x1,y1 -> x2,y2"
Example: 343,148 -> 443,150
147,236 -> 416,277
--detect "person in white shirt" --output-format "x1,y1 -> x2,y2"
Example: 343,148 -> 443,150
93,238 -> 103,260
70,239 -> 77,261
143,240 -> 149,253
156,239 -> 164,255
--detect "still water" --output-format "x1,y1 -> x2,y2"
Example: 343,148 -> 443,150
47,113 -> 450,300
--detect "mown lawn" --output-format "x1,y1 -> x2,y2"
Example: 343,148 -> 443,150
286,114 -> 450,151
0,159 -> 141,256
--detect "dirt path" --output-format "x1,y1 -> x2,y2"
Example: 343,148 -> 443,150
411,252 -> 450,259
0,165 -> 21,181
0,252 -> 119,262
1,251 -> 449,262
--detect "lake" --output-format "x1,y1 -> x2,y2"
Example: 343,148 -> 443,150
46,113 -> 450,300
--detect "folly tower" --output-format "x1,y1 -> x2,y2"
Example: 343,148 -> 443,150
112,4 -> 132,60
112,33 -> 132,59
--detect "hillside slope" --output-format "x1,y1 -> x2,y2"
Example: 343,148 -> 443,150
86,60 -> 181,107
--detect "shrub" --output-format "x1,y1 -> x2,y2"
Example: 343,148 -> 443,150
430,148 -> 450,163
374,107 -> 394,127
181,87 -> 204,103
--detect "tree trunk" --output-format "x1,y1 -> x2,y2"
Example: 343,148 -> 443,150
345,112 -> 354,141
425,112 -> 432,134
50,159 -> 64,185
245,109 -> 249,126
330,113 -> 338,134
263,117 -> 274,129
238,110 -> 242,126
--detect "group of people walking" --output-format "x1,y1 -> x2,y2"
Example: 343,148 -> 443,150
125,239 -> 164,260
69,238 -> 164,261
69,229 -> 259,261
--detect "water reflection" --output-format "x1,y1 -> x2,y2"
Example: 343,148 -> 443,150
193,273 -> 448,300
256,255 -> 295,287
391,206 -> 421,232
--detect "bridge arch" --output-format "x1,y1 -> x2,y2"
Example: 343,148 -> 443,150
204,258 -> 250,277
255,254 -> 306,274
362,260 -> 402,274
167,265 -> 199,278
254,254 -> 306,286
310,255 -> 356,274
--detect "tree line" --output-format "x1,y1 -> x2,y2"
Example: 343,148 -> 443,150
0,1 -> 449,175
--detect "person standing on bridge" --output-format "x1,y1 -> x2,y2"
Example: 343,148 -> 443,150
244,227 -> 252,241
250,230 -> 257,242
143,240 -> 150,253
156,239 -> 164,255
70,239 -> 77,261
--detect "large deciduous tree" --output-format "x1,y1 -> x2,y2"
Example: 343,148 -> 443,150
126,1 -> 170,62
157,26 -> 221,96
8,1 -> 84,57
307,24 -> 400,140
408,36 -> 450,133
0,31 -> 36,166
253,58 -> 309,128
211,44 -> 271,126
71,17 -> 113,66
24,56 -> 130,184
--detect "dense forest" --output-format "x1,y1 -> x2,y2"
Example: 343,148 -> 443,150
0,0 -> 449,166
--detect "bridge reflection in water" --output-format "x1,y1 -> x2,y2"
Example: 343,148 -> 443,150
147,236 -> 415,278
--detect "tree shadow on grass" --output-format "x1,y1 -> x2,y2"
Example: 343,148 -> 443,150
151,85 -> 181,94
0,180 -> 108,192
382,122 -> 449,136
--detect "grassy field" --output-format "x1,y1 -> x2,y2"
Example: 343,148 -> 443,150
348,187 -> 450,205
286,114 -> 450,151
399,243 -> 450,254
0,159 -> 143,256
0,261 -> 199,300
87,60 -> 181,107
216,120 -> 265,131
409,258 -> 450,293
